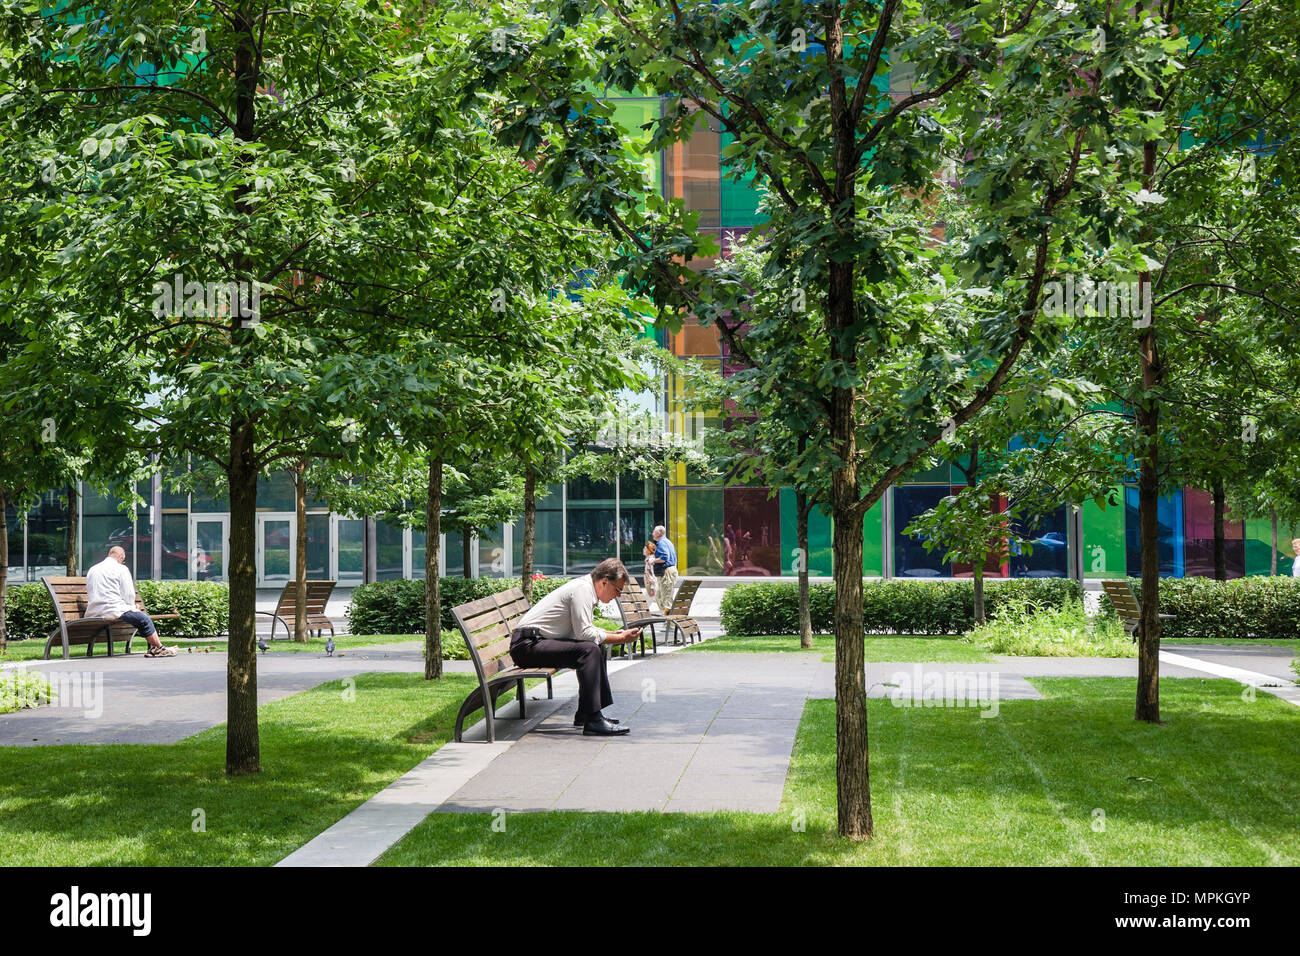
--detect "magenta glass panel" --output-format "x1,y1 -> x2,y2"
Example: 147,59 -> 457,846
722,488 -> 781,576
1183,487 -> 1244,578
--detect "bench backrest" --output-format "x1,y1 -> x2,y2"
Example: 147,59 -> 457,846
665,578 -> 700,617
616,577 -> 657,623
274,580 -> 336,617
1101,580 -> 1141,623
451,587 -> 530,680
42,576 -> 142,628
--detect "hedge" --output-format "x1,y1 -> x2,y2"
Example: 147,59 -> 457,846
3,580 -> 230,641
346,576 -> 569,637
1100,576 -> 1300,642
719,578 -> 1085,637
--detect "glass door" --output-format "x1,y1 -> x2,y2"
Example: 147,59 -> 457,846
332,515 -> 365,586
256,513 -> 295,586
190,515 -> 229,582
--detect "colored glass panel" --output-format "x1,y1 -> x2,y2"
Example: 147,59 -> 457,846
779,488 -> 832,576
681,487 -> 724,575
1081,487 -> 1125,578
893,485 -> 952,577
1182,488 -> 1244,578
723,487 -> 780,575
862,496 -> 884,576
664,110 -> 721,228
1125,488 -> 1184,577
512,511 -> 564,578
1010,505 -> 1069,578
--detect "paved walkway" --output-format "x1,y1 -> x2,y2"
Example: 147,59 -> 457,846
0,644 -> 449,746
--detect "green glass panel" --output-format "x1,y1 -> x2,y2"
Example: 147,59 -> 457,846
778,488 -> 832,576
1082,486 -> 1126,578
1243,517 -> 1297,576
862,497 -> 884,576
257,471 -> 295,511
682,488 -> 725,575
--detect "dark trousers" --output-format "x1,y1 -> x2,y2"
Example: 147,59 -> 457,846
118,609 -> 157,639
510,631 -> 612,720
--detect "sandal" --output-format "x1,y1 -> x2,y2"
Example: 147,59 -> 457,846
146,644 -> 178,658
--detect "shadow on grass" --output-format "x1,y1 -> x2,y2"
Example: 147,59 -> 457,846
379,677 -> 1300,867
0,672 -> 478,866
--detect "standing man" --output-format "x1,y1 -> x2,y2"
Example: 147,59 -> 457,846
510,558 -> 641,736
1292,538 -> 1300,577
652,524 -> 678,610
85,546 -> 177,658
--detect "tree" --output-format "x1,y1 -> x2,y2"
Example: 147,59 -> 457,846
477,0 -> 1172,837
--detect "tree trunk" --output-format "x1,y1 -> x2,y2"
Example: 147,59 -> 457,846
1212,476 -> 1226,581
0,489 -> 8,653
521,464 -> 536,603
797,492 -> 813,649
1270,505 -> 1278,576
462,530 -> 472,578
226,421 -> 261,774
831,449 -> 870,840
424,453 -> 443,680
973,568 -> 986,626
1135,140 -> 1161,725
294,458 -> 308,641
65,483 -> 78,575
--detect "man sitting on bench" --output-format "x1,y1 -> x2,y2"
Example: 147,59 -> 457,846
85,546 -> 178,658
509,558 -> 641,737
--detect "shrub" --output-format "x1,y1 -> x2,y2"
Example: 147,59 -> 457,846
1098,576 -> 1300,642
968,599 -> 1135,657
3,580 -> 229,643
0,667 -> 54,713
347,575 -> 571,637
5,583 -> 59,642
720,578 -> 1084,636
137,581 -> 229,637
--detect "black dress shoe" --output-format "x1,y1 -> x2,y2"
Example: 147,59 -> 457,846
573,712 -> 621,727
582,715 -> 630,736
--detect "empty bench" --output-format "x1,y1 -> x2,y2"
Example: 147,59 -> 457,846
42,576 -> 180,660
1101,579 -> 1175,641
262,580 -> 337,640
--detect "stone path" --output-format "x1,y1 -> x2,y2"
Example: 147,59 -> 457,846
439,652 -> 820,815
0,644 -> 452,746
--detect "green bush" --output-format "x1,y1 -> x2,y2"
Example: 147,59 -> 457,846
1099,576 -> 1300,642
347,575 -> 569,637
719,578 -> 1085,636
137,581 -> 229,637
5,583 -> 59,641
968,599 -> 1135,657
2,579 -> 228,642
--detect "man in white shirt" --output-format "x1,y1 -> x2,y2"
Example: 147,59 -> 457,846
1293,539 -> 1300,578
85,546 -> 177,658
510,558 -> 641,736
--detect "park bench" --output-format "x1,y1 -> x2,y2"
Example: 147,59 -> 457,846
262,580 -> 337,641
660,577 -> 702,645
614,577 -> 702,650
41,576 -> 181,660
450,587 -> 558,743
1101,579 -> 1175,642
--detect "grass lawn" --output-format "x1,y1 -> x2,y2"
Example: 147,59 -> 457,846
685,632 -> 994,663
0,633 -> 422,663
376,676 -> 1300,866
0,671 -> 478,865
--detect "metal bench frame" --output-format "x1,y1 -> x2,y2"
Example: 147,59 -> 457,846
450,587 -> 557,743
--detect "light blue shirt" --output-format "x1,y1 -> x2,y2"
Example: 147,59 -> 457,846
654,536 -> 677,570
